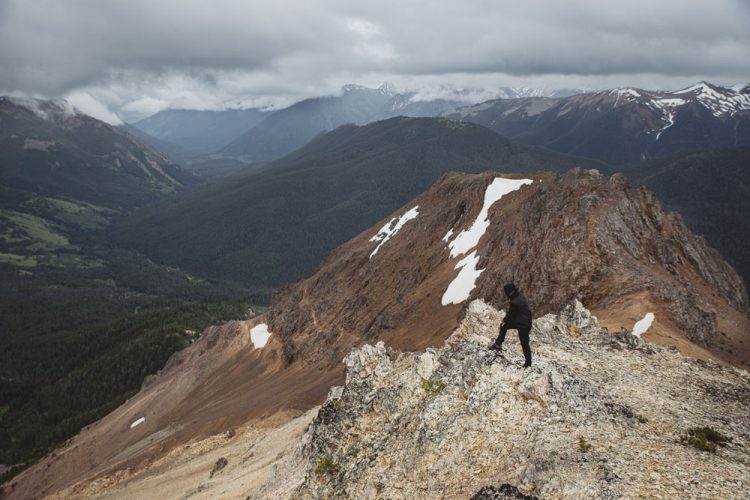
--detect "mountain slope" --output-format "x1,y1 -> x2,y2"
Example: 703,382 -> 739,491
8,168 -> 748,499
449,82 -> 750,166
119,123 -> 188,160
0,95 -> 197,272
113,117 -> 605,286
36,300 -> 750,499
221,84 -> 400,160
0,97 -> 194,210
624,147 -> 750,288
0,97 -> 260,477
132,107 -> 270,156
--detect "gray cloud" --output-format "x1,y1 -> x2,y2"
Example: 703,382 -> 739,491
2,0 -> 748,122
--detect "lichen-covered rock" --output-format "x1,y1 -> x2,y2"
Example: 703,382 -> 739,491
268,300 -> 750,499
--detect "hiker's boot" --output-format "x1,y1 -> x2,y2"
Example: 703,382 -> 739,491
489,342 -> 503,352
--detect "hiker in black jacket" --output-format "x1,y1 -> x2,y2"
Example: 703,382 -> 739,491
490,283 -> 533,367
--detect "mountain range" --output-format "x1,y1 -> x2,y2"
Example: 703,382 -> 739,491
2,81 -> 750,496
0,97 -> 261,478
448,82 -> 750,166
132,108 -> 271,157
6,167 -> 747,498
220,84 -> 465,160
126,84 -> 581,163
113,116 -> 604,286
0,97 -> 193,210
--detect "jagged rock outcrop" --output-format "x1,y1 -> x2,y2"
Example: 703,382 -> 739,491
271,300 -> 750,499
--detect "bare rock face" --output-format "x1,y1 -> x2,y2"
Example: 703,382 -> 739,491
281,300 -> 750,499
268,168 -> 749,367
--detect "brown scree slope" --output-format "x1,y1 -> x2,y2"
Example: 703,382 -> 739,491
4,168 -> 749,499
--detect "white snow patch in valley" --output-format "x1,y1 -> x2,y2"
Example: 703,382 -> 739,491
656,98 -> 687,107
130,417 -> 146,429
632,313 -> 655,338
446,177 -> 533,258
441,251 -> 483,305
250,323 -> 272,349
369,206 -> 419,258
656,111 -> 675,140
442,228 -> 454,242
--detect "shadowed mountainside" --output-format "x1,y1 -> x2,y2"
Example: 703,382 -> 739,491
112,117 -> 605,286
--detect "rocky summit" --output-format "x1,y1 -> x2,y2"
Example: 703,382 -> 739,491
262,300 -> 750,499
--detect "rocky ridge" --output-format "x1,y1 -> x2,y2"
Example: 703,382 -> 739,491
264,300 -> 750,499
267,168 -> 749,367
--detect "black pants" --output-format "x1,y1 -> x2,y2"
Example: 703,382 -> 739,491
496,325 -> 532,366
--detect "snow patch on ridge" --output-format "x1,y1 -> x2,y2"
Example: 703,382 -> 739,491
445,177 -> 533,258
370,206 -> 419,258
441,251 -> 483,305
250,323 -> 272,349
632,313 -> 655,338
130,417 -> 145,429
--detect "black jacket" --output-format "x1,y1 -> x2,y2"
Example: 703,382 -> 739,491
504,290 -> 532,330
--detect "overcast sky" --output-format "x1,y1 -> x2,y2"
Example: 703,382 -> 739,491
1,0 -> 748,123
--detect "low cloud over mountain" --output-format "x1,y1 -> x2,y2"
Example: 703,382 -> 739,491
1,0 -> 748,120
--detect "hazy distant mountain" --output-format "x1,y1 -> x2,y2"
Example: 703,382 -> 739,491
0,96 -> 253,475
132,107 -> 271,156
115,116 -> 603,286
624,147 -> 750,287
220,84 -> 582,161
221,84 -> 400,160
120,123 -> 188,159
448,82 -> 750,166
0,94 -> 196,272
0,97 -> 193,211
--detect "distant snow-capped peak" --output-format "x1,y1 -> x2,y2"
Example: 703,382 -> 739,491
673,81 -> 750,117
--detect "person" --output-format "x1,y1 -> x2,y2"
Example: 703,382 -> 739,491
490,283 -> 533,367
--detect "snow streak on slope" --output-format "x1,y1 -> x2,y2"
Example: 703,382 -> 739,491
442,177 -> 532,305
445,178 -> 532,258
370,206 -> 419,258
130,417 -> 146,429
441,251 -> 483,305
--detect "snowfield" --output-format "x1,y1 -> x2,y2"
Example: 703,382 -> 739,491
441,251 -> 483,305
442,177 -> 533,306
250,323 -> 272,349
632,313 -> 655,337
370,206 -> 419,258
445,177 -> 533,258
